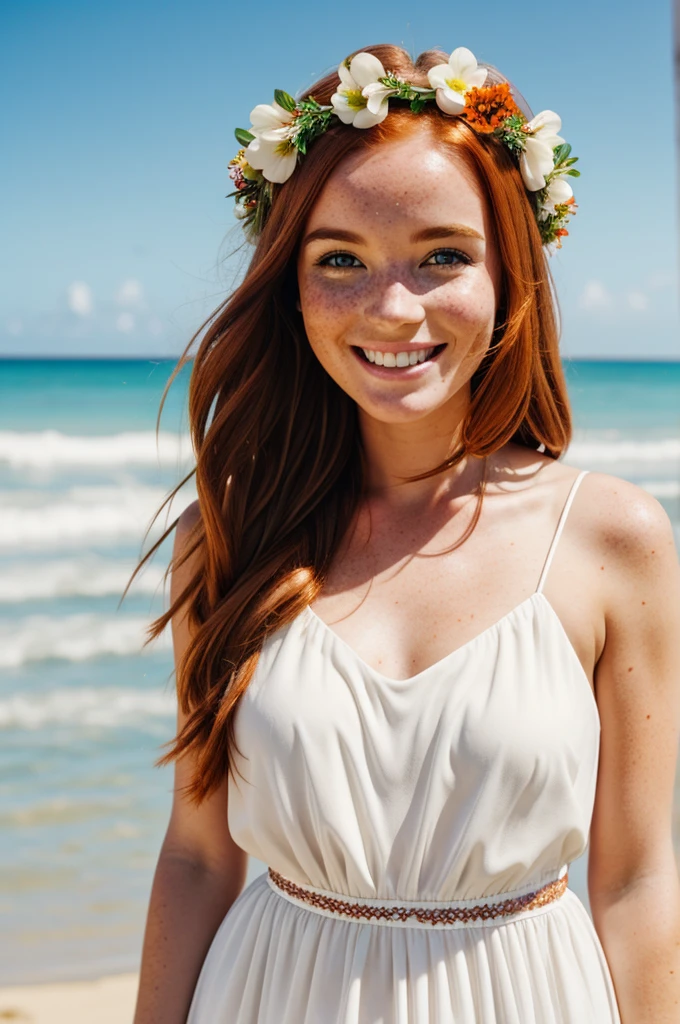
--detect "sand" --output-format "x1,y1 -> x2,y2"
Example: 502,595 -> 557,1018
0,972 -> 139,1024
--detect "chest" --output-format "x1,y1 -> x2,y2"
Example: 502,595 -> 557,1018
310,498 -> 589,682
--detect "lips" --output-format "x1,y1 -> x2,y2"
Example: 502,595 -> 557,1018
350,344 -> 446,376
354,344 -> 446,368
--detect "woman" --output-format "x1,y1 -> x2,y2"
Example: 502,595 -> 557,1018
131,43 -> 680,1023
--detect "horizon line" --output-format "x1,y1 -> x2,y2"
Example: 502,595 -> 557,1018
1,354 -> 679,364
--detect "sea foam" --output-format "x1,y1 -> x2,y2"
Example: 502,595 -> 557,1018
567,436 -> 680,464
0,613 -> 172,668
0,428 -> 677,469
0,484 -> 196,549
0,430 -> 194,468
0,558 -> 167,602
0,686 -> 176,729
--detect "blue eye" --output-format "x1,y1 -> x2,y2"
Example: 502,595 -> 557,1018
314,247 -> 471,270
424,248 -> 470,266
316,251 -> 362,269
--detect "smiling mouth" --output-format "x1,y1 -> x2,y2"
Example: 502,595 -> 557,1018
353,344 -> 447,367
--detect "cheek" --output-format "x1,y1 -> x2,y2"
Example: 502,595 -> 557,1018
300,275 -> 356,317
298,265 -> 499,354
437,274 -> 498,331
298,277 -> 355,354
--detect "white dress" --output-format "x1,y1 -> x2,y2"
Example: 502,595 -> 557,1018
187,468 -> 622,1023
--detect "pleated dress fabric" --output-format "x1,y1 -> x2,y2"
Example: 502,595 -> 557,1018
186,469 -> 622,1023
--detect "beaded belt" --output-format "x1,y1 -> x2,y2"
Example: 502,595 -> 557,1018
267,866 -> 569,930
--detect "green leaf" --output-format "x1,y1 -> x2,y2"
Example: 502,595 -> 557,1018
563,156 -> 579,166
298,94 -> 321,112
235,128 -> 255,146
274,89 -> 297,113
565,168 -> 581,177
553,142 -> 571,163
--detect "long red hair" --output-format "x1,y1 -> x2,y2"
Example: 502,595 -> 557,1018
123,44 -> 572,804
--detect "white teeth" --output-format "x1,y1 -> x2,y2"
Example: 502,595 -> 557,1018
360,346 -> 438,366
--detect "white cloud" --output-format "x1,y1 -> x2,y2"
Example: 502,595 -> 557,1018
116,279 -> 144,306
116,312 -> 135,333
578,280 -> 612,309
68,281 -> 93,317
575,277 -> 674,320
646,272 -> 674,291
6,318 -> 23,336
627,291 -> 648,311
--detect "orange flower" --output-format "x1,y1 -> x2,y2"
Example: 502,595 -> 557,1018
461,82 -> 523,133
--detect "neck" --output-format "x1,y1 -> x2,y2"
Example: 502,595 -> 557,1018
357,392 -> 483,510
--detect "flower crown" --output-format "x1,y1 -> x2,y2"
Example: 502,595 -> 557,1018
227,47 -> 579,251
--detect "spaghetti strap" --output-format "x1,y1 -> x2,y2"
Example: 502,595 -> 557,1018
535,469 -> 589,595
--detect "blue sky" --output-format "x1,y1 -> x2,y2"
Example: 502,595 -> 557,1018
2,0 -> 678,358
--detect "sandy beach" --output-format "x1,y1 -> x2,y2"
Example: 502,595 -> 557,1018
0,972 -> 139,1024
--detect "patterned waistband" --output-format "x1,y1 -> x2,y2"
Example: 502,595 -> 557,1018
267,866 -> 569,930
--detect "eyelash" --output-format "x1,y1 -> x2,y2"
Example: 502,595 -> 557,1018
314,247 -> 472,270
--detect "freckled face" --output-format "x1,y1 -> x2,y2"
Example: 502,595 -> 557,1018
296,129 -> 502,425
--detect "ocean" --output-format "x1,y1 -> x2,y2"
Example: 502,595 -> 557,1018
1,357 -> 679,985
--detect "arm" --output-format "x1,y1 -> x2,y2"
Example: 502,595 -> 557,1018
587,475 -> 680,1023
133,500 -> 248,1024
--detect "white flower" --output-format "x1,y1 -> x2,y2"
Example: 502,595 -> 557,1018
248,100 -> 296,135
539,175 -> 574,218
331,52 -> 394,127
427,47 -> 487,116
520,110 -> 565,192
243,100 -> 299,183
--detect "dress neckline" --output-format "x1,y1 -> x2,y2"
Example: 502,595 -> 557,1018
302,470 -> 592,691
304,592 -> 597,714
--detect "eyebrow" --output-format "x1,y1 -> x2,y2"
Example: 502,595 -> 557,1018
301,224 -> 484,247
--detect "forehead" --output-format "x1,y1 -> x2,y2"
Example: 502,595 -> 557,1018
304,130 -> 488,234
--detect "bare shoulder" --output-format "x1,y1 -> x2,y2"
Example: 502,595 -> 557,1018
560,468 -> 680,668
171,500 -> 203,589
176,497 -> 202,539
500,447 -> 677,569
571,469 -> 678,584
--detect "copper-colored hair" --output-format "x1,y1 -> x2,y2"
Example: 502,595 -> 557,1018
123,44 -> 572,804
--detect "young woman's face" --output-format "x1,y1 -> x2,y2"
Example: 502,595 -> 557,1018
296,128 -> 502,426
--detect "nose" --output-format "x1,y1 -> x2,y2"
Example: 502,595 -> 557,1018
363,278 -> 426,328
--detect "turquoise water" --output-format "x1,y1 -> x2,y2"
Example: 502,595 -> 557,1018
0,357 -> 679,984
